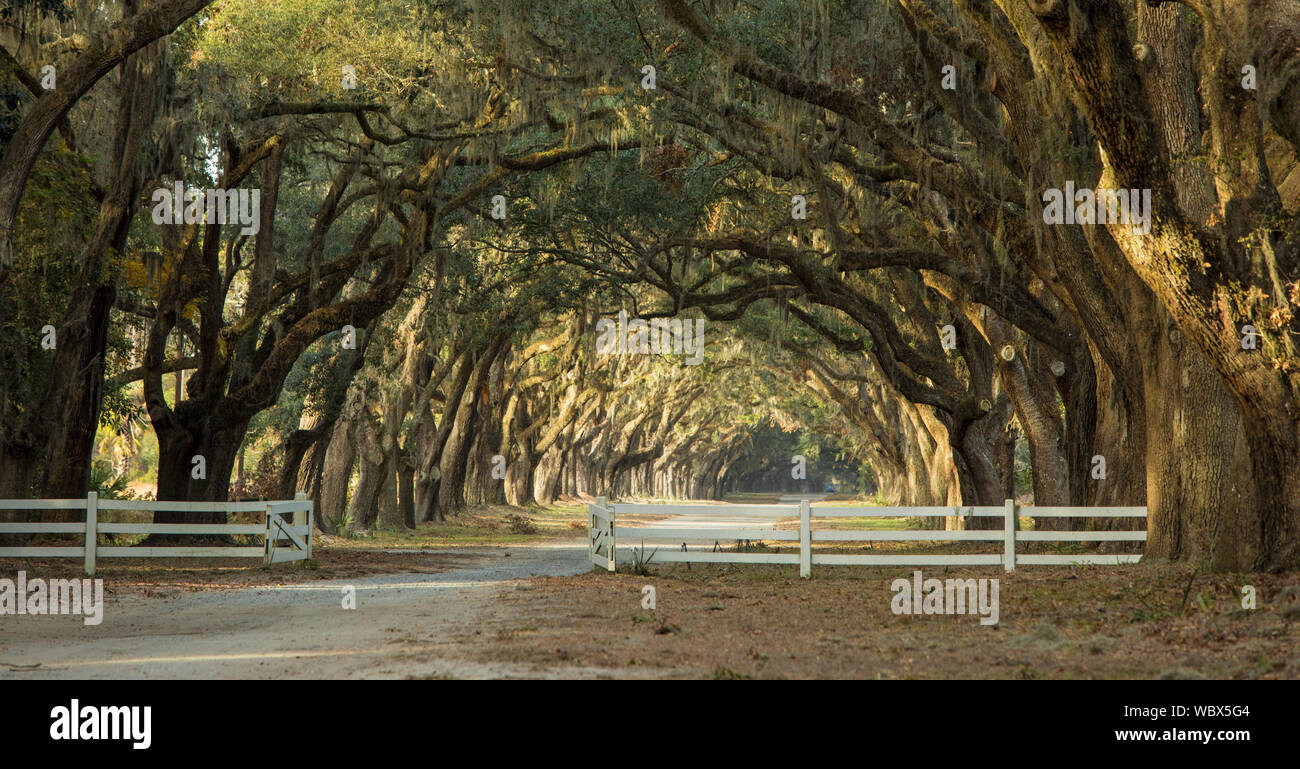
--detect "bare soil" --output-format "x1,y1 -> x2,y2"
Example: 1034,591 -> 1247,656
475,562 -> 1300,679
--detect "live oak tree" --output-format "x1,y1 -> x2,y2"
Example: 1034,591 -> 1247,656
1,0 -> 204,512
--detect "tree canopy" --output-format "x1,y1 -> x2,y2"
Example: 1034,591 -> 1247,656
2,0 -> 1298,572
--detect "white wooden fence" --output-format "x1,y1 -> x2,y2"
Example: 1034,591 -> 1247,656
588,497 -> 1146,576
0,493 -> 314,575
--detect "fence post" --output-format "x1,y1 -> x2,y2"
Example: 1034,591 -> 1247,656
1003,498 -> 1017,573
596,496 -> 613,572
263,502 -> 274,567
295,491 -> 311,560
799,499 -> 811,578
84,491 -> 98,576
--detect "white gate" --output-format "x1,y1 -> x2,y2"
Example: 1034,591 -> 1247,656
264,499 -> 313,565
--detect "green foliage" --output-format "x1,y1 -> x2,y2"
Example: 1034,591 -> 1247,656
90,461 -> 138,501
1,146 -> 99,461
194,0 -> 465,104
621,540 -> 658,576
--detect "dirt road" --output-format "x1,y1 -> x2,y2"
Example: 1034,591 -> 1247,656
0,539 -> 593,679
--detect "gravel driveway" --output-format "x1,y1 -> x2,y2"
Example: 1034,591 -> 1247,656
0,539 -> 591,679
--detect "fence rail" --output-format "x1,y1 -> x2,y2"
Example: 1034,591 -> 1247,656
0,493 -> 313,575
587,497 -> 1146,576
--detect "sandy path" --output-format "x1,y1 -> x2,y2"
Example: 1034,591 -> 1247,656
0,539 -> 592,679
